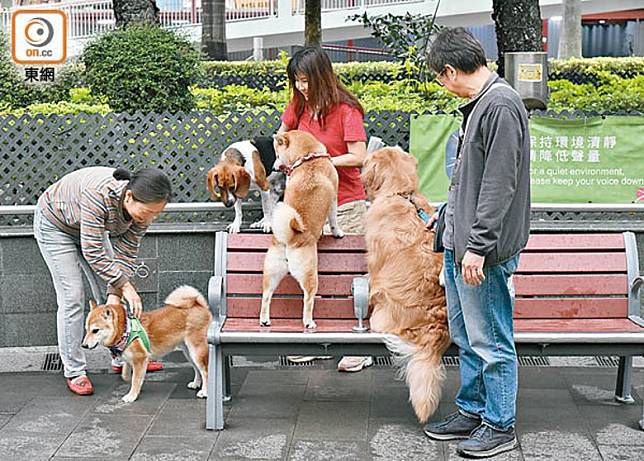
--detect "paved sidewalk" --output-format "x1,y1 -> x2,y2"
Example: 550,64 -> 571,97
0,355 -> 642,460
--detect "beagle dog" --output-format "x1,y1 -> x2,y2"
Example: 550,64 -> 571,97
207,137 -> 286,233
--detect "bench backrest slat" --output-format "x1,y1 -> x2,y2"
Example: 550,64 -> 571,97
514,298 -> 628,319
524,233 -> 626,251
228,252 -> 367,273
518,252 -> 626,273
227,297 -> 356,319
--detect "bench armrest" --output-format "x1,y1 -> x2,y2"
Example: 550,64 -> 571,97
208,275 -> 225,344
208,275 -> 225,318
352,276 -> 369,332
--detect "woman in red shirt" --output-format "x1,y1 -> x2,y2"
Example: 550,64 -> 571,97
279,46 -> 372,372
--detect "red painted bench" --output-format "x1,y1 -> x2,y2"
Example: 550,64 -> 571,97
206,231 -> 644,430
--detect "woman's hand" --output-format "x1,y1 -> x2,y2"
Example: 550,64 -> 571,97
121,282 -> 143,318
106,294 -> 121,305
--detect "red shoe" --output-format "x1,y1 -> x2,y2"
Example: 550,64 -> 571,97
111,361 -> 164,373
66,375 -> 94,395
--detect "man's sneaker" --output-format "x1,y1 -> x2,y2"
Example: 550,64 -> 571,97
457,423 -> 518,458
423,411 -> 481,441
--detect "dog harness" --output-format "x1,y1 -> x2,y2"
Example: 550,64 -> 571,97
109,305 -> 152,358
280,152 -> 331,176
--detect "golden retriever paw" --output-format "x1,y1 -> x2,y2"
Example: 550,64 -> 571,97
331,227 -> 344,239
121,393 -> 138,403
187,381 -> 200,390
197,389 -> 207,399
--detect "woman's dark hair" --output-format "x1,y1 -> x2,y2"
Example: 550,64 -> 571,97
286,46 -> 363,125
114,168 -> 172,203
427,27 -> 487,75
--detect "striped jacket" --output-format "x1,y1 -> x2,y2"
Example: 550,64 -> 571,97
37,167 -> 147,295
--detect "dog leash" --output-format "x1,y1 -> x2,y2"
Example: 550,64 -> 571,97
279,152 -> 331,176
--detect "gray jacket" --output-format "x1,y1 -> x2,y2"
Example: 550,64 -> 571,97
442,74 -> 531,267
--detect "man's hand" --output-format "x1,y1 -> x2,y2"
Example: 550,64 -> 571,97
121,282 -> 143,318
426,211 -> 439,231
462,250 -> 485,286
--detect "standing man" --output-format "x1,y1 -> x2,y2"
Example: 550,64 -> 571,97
423,28 -> 531,458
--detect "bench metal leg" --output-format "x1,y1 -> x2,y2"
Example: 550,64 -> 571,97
223,355 -> 232,402
614,356 -> 634,404
206,344 -> 225,430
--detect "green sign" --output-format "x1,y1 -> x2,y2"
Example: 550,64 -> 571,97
411,114 -> 644,204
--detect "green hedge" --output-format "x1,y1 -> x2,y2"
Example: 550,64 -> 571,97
2,73 -> 642,115
549,57 -> 644,78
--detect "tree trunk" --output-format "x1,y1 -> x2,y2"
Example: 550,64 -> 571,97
491,0 -> 543,77
202,0 -> 228,60
558,0 -> 582,58
305,0 -> 322,47
113,0 -> 159,28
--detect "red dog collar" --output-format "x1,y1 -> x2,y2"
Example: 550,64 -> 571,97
280,152 -> 331,176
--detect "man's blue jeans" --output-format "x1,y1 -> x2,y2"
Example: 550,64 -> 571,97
443,249 -> 520,431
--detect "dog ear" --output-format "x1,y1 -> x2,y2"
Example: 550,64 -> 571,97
361,157 -> 383,193
89,300 -> 97,310
234,168 -> 251,198
207,168 -> 220,200
275,133 -> 289,148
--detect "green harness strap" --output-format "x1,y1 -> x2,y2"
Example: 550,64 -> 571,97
126,316 -> 152,354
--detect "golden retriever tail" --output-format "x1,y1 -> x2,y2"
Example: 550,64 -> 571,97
383,334 -> 445,423
272,202 -> 306,243
164,285 -> 209,310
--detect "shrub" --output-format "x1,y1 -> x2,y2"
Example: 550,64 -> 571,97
81,25 -> 203,113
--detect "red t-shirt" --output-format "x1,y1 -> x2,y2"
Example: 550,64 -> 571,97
282,101 -> 367,206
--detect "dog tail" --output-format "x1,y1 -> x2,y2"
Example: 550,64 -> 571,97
383,334 -> 445,423
272,202 -> 305,243
164,285 -> 209,311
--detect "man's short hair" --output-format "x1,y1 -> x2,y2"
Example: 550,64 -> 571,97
427,27 -> 487,75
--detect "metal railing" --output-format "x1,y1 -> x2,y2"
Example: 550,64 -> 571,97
1,203 -> 642,216
291,0 -> 423,14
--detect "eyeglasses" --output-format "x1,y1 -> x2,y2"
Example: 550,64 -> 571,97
434,68 -> 448,86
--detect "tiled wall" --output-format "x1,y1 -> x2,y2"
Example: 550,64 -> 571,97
0,231 -> 218,347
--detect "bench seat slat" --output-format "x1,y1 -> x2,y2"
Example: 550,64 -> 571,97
513,274 -> 627,295
227,274 -> 357,296
228,252 -> 368,273
223,318 -> 368,333
514,318 -> 644,333
518,253 -> 626,273
221,318 -> 644,335
226,297 -> 356,319
226,234 -> 366,251
514,298 -> 628,319
524,234 -> 625,251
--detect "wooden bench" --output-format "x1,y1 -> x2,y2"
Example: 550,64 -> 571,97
205,231 -> 644,430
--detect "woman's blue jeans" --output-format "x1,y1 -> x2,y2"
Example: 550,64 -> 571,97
443,249 -> 520,431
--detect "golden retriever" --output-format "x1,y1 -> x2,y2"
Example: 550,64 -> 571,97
362,147 -> 450,423
259,130 -> 343,329
81,286 -> 211,402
